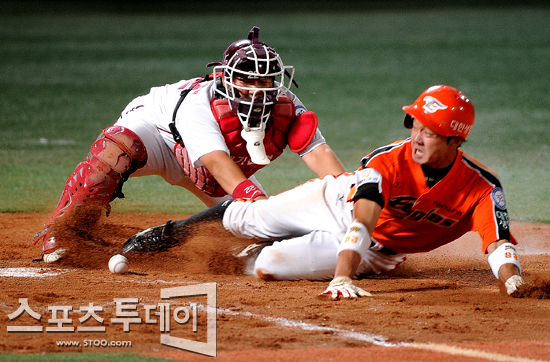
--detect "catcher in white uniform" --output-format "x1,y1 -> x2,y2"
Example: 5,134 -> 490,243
33,26 -> 345,263
122,85 -> 524,300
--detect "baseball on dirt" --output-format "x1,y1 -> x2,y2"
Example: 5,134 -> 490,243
108,254 -> 129,274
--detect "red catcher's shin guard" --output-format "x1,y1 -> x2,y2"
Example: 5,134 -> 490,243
34,126 -> 147,257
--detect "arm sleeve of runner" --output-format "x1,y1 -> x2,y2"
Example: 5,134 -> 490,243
471,188 -> 516,253
349,168 -> 384,207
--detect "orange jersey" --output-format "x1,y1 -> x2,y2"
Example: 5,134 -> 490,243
356,139 -> 516,254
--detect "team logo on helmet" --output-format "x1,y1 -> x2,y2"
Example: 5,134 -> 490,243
422,96 -> 448,114
402,85 -> 475,138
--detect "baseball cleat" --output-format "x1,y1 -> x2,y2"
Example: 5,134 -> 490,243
43,247 -> 66,263
42,236 -> 66,263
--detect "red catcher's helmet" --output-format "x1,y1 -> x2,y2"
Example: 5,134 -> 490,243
403,85 -> 475,139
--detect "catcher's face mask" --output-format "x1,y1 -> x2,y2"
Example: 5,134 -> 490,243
209,26 -> 296,165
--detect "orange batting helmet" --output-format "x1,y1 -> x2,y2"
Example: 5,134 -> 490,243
403,85 -> 475,139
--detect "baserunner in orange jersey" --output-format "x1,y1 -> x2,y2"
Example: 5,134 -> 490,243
123,85 -> 524,299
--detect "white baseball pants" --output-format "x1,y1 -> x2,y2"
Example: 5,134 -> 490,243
223,175 -> 406,280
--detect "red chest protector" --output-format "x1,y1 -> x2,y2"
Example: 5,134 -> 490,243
210,95 -> 295,177
174,95 -> 297,197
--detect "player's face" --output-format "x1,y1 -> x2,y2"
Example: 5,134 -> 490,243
232,77 -> 274,99
410,119 -> 458,169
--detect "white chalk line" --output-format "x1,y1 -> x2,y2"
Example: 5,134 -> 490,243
0,267 -> 73,278
520,249 -> 550,256
213,306 -> 548,362
217,306 -> 395,346
2,268 -> 547,361
408,343 -> 548,362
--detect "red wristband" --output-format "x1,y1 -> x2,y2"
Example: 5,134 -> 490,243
232,180 -> 266,199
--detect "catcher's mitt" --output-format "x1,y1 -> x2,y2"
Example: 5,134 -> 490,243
121,199 -> 232,254
121,219 -> 182,254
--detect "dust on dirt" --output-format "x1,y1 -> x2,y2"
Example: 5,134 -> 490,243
1,213 -> 550,361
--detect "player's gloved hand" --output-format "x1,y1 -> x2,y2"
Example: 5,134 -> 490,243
232,180 -> 266,200
505,275 -> 525,296
320,276 -> 373,300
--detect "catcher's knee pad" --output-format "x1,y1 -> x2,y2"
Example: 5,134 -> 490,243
94,125 -> 148,174
44,126 -> 147,227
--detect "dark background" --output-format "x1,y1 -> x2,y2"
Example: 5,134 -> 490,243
2,0 -> 549,15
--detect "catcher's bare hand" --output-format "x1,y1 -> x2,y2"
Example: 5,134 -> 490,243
320,276 -> 373,300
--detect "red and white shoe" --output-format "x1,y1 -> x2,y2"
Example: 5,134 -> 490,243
33,227 -> 66,263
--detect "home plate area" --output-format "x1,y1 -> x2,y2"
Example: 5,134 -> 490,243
1,213 -> 549,361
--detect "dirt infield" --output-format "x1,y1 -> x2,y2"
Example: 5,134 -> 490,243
1,212 -> 549,361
